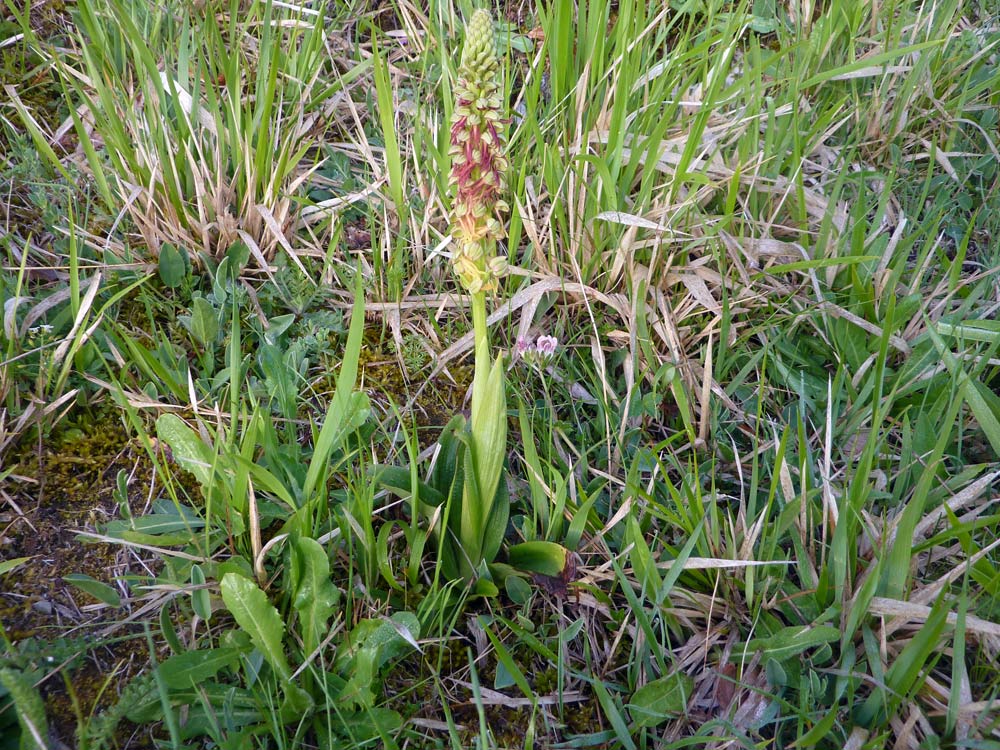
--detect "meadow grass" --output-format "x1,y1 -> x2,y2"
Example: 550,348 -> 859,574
1,0 -> 999,747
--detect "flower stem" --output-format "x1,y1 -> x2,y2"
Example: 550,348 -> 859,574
470,287 -> 490,426
471,290 -> 489,373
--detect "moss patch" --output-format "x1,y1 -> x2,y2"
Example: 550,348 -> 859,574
0,411 -> 157,745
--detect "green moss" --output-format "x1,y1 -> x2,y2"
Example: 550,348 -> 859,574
346,329 -> 475,445
0,411 -> 152,634
383,627 -> 607,746
0,409 -> 160,746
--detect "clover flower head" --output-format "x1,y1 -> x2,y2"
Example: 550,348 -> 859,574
535,335 -> 558,357
520,334 -> 559,367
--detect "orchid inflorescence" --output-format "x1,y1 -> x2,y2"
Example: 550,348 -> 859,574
449,9 -> 509,295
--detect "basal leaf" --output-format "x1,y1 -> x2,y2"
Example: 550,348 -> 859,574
155,414 -> 216,488
63,573 -> 121,607
220,572 -> 292,682
292,537 -> 340,654
629,672 -> 694,727
158,647 -> 239,689
507,541 -> 568,577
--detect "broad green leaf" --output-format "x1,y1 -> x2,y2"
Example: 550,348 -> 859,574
104,501 -> 205,537
264,313 -> 296,345
157,243 -> 188,288
155,414 -> 216,488
186,296 -> 219,347
63,573 -> 121,607
430,414 -> 466,497
158,647 -> 239,689
505,575 -> 531,605
372,465 -> 447,506
292,537 -> 340,654
219,573 -> 292,682
461,352 -> 507,572
337,613 -> 420,709
470,354 -> 507,511
566,492 -> 598,551
160,604 -> 184,655
482,477 -> 510,565
629,672 -> 694,727
507,541 -> 568,577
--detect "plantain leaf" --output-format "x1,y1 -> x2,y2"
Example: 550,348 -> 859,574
292,537 -> 340,654
157,242 -> 188,288
158,647 -> 239,689
155,414 -> 216,489
372,465 -> 447,506
190,564 -> 212,621
745,625 -> 841,661
220,573 -> 292,682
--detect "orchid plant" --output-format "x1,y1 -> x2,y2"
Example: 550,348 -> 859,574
446,9 -> 511,584
442,11 -> 569,588
376,10 -> 569,591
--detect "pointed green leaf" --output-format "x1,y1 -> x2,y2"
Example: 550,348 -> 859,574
507,541 -> 568,577
155,414 -> 216,488
745,625 -> 841,661
629,672 -> 693,727
462,354 -> 508,571
158,647 -> 239,689
63,573 -> 121,607
292,537 -> 340,654
158,243 -> 188,288
0,557 -> 31,576
481,478 -> 510,564
219,573 -> 292,682
303,271 -> 369,503
190,564 -> 212,621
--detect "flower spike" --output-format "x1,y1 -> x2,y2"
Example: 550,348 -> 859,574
449,9 -> 508,294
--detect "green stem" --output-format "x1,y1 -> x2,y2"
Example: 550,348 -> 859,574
471,290 -> 489,373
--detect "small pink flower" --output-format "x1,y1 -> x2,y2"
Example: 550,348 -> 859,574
520,334 -> 558,368
535,335 -> 558,357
